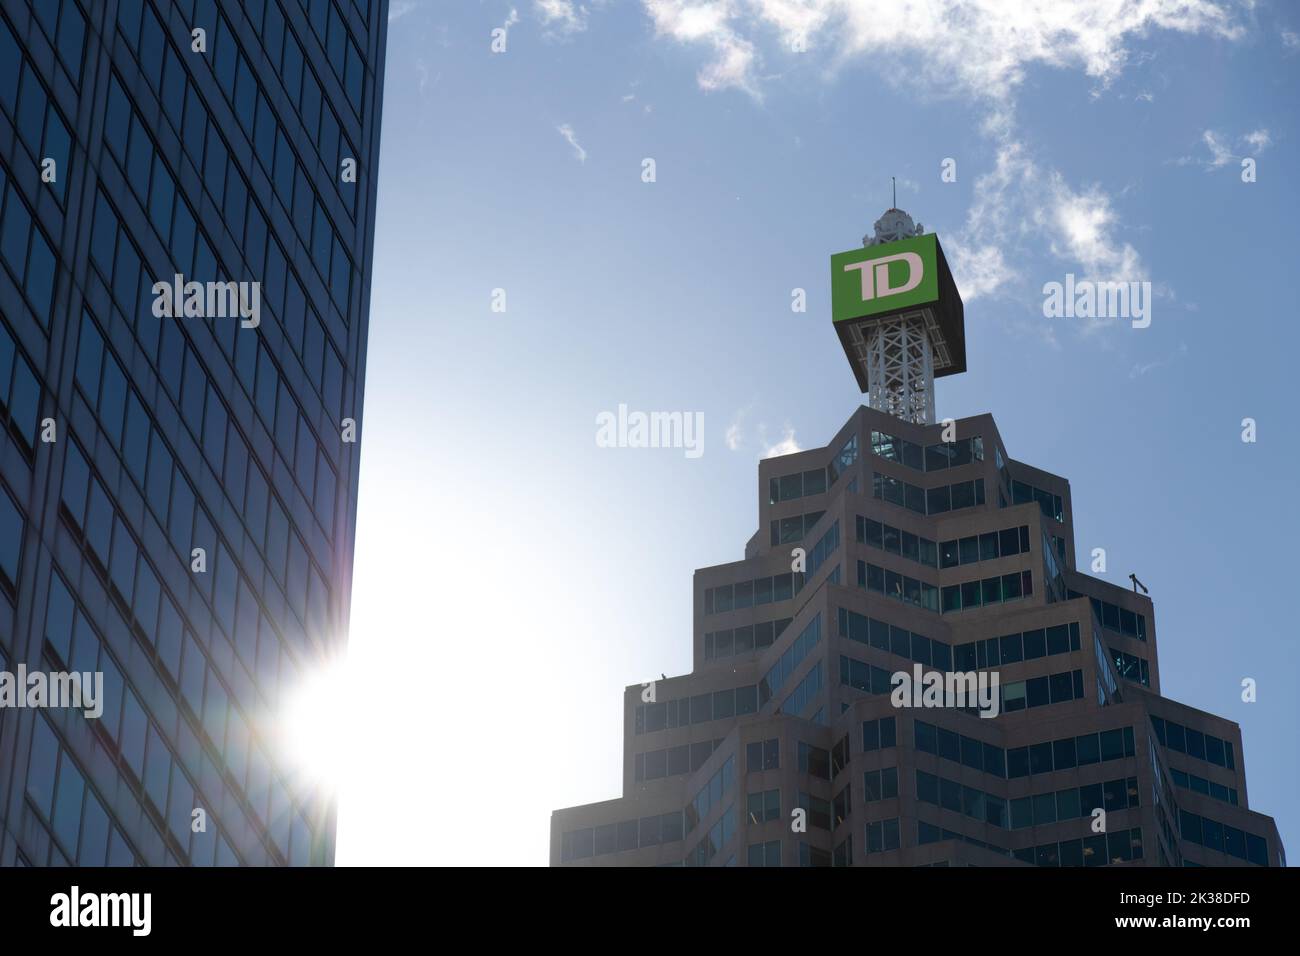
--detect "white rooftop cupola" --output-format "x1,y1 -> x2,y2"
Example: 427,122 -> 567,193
864,207 -> 925,247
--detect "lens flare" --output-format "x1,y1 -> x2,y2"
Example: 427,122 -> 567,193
277,655 -> 353,794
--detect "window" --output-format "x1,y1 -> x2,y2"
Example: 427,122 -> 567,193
0,488 -> 23,594
866,818 -> 900,853
747,738 -> 779,773
748,840 -> 781,867
747,789 -> 780,824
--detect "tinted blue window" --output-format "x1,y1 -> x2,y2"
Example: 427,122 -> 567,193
0,21 -> 19,114
75,312 -> 102,395
43,111 -> 71,202
149,157 -> 175,242
26,716 -> 60,816
61,441 -> 89,519
51,755 -> 85,853
110,517 -> 137,599
91,192 -> 117,274
234,57 -> 256,130
133,559 -> 161,639
214,19 -> 236,91
167,473 -> 195,554
139,7 -> 164,88
105,78 -> 130,158
123,392 -> 150,483
99,357 -> 127,444
0,489 -> 22,590
162,49 -> 185,124
17,66 -> 48,152
202,384 -> 227,471
79,792 -> 110,865
44,573 -> 75,661
0,322 -> 12,399
143,724 -> 170,812
112,235 -> 139,309
146,430 -> 172,508
1,191 -> 31,276
183,84 -> 206,156
126,119 -> 151,198
171,199 -> 196,274
8,355 -> 39,447
345,42 -> 363,110
85,479 -> 113,563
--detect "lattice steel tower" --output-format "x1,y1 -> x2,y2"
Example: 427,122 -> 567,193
830,208 -> 967,426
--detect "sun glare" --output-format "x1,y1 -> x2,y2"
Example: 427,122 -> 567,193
277,656 -> 355,794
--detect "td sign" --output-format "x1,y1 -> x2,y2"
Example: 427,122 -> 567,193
830,234 -> 939,323
827,231 -> 968,392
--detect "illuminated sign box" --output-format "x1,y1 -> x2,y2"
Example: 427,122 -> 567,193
829,233 -> 966,392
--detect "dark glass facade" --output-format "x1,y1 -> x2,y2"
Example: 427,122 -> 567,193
0,0 -> 386,865
551,405 -> 1286,868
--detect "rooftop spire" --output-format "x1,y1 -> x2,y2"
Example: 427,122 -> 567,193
864,205 -> 924,248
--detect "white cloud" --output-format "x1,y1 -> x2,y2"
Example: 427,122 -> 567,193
1038,174 -> 1144,281
725,404 -> 756,450
639,0 -> 1242,101
642,1 -> 762,98
535,0 -> 590,34
1172,128 -> 1272,170
943,126 -> 1146,314
388,0 -> 418,22
761,424 -> 801,458
1283,30 -> 1300,50
556,123 -> 588,163
1243,128 -> 1272,152
642,1 -> 1246,303
1202,129 -> 1235,167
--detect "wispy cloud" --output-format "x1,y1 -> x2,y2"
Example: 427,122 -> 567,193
535,0 -> 589,35
389,0 -> 419,22
556,123 -> 588,163
641,0 -> 1244,306
725,421 -> 743,451
945,127 -> 1146,312
1129,343 -> 1188,379
642,1 -> 762,99
724,404 -> 755,451
639,0 -> 1242,102
1243,128 -> 1272,152
760,424 -> 801,459
1283,30 -> 1300,50
1170,128 -> 1271,169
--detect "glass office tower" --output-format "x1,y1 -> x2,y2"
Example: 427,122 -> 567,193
551,282 -> 1286,869
0,0 -> 386,865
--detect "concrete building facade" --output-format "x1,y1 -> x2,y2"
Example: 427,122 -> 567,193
552,251 -> 1284,868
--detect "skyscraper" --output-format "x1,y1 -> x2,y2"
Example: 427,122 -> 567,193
550,209 -> 1285,868
0,0 -> 386,865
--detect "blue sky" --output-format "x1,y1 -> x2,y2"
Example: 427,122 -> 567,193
333,0 -> 1300,865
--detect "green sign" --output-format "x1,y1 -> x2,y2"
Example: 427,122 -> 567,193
830,233 -> 939,323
